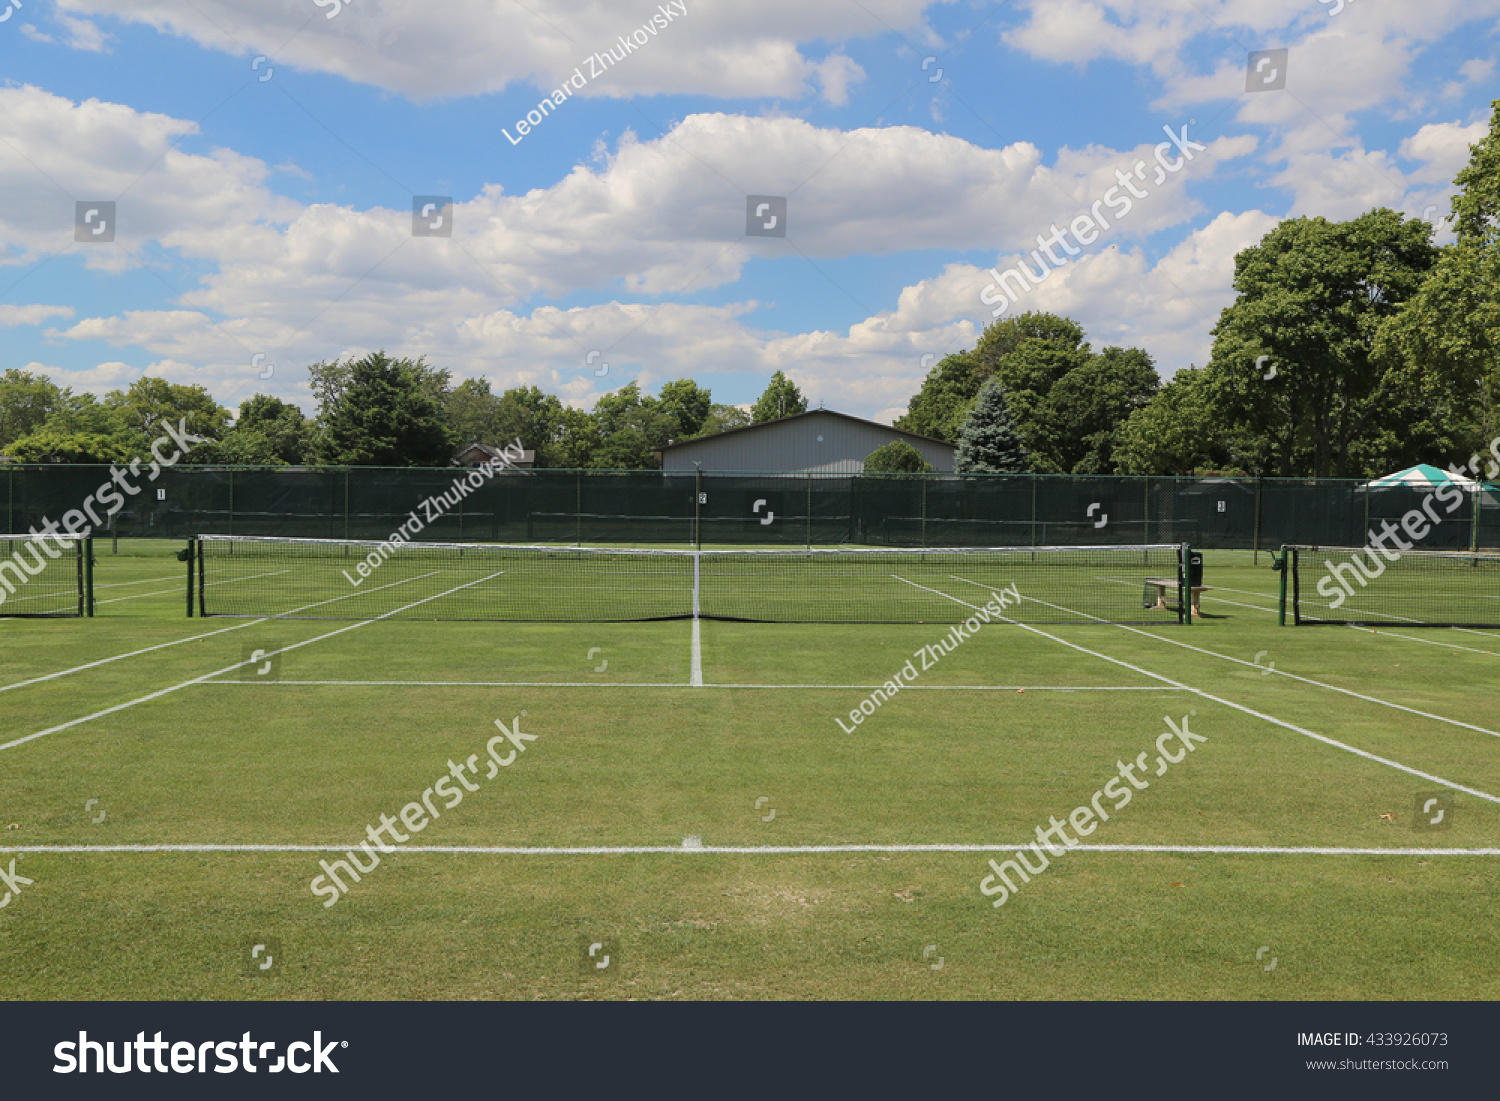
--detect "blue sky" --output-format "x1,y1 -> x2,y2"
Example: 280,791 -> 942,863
1,0 -> 1496,422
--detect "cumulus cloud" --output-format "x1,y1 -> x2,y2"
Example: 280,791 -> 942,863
0,304 -> 76,327
55,0 -> 928,102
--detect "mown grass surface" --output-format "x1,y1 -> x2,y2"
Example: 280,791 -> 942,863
2,542 -> 1498,999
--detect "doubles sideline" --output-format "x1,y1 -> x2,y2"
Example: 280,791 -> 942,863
893,575 -> 1500,807
956,577 -> 1500,740
0,570 -> 444,697
0,572 -> 501,754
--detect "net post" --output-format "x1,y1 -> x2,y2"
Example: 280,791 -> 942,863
1180,543 -> 1191,626
185,537 -> 196,617
1473,483 -> 1481,553
83,536 -> 94,617
1278,544 -> 1289,627
921,475 -> 927,549
196,536 -> 205,617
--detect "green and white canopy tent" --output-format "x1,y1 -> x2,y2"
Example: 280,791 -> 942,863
1360,464 -> 1498,503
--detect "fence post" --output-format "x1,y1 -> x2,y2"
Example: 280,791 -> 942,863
806,472 -> 812,549
576,469 -> 583,546
1253,476 -> 1263,564
921,476 -> 927,548
343,469 -> 350,540
1030,476 -> 1037,546
1143,476 -> 1150,543
694,466 -> 702,550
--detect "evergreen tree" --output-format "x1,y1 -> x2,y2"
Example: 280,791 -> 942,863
955,380 -> 1029,474
751,371 -> 807,423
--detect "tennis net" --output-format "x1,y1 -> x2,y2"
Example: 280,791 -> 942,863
1286,544 -> 1500,627
0,534 -> 90,618
193,535 -> 1190,624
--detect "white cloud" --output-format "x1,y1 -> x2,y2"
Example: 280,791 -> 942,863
0,304 -> 76,327
0,85 -> 298,273
57,12 -> 111,51
55,0 -> 931,102
1400,119 -> 1488,183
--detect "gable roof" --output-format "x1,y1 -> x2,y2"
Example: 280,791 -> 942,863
659,408 -> 954,451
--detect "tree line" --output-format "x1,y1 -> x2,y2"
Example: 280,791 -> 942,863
4,100 -> 1498,478
0,355 -> 811,469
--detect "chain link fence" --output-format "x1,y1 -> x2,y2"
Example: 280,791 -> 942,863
3,465 -> 1496,552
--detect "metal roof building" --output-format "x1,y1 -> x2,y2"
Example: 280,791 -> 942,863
658,410 -> 956,473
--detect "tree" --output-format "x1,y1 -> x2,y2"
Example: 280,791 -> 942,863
4,428 -> 132,464
691,403 -> 751,439
185,395 -> 309,465
590,382 -> 677,469
103,377 -> 230,449
1374,98 -> 1500,463
751,371 -> 807,423
1031,346 -> 1159,473
898,314 -> 1091,444
1114,367 -> 1247,475
311,351 -> 455,466
446,377 -> 504,446
0,370 -> 69,450
955,380 -> 1029,474
656,379 -> 712,439
894,351 -> 982,441
863,440 -> 934,474
1205,209 -> 1440,478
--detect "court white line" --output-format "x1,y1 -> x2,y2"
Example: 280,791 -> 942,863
94,568 -> 292,606
0,571 -> 439,697
3,843 -> 1496,857
896,575 -> 1500,806
955,577 -> 1500,739
194,680 -> 1182,691
1182,583 -> 1500,653
0,571 -> 500,754
93,574 -> 182,590
1345,624 -> 1500,657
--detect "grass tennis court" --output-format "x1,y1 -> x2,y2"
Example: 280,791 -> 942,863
3,540 -> 1499,999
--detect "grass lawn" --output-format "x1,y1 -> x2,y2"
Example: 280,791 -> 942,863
2,540 -> 1498,999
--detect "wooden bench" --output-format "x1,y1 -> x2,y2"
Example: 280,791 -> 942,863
1143,578 -> 1210,617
